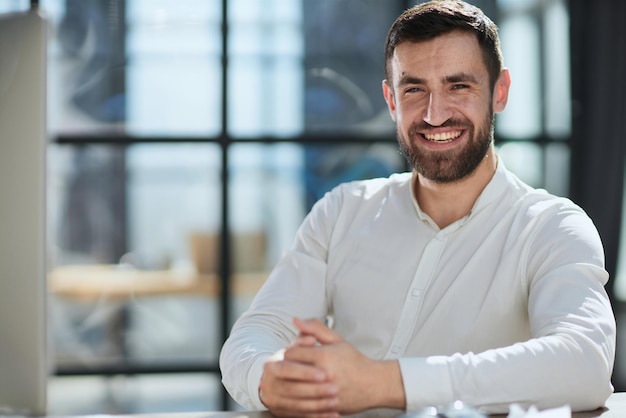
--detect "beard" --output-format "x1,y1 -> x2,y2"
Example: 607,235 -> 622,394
397,112 -> 495,183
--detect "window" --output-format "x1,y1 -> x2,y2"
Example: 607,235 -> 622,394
40,0 -> 573,413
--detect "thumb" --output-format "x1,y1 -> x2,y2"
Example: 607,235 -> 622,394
293,317 -> 343,345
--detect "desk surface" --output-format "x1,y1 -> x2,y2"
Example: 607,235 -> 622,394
48,265 -> 268,300
60,392 -> 626,418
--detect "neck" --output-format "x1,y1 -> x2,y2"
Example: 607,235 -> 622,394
414,149 -> 497,229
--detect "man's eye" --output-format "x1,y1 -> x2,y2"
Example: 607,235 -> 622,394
405,87 -> 423,94
452,84 -> 469,90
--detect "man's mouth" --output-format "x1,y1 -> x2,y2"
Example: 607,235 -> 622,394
423,130 -> 463,143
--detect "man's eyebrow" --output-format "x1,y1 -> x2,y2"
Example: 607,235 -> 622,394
445,72 -> 479,84
397,72 -> 480,87
397,75 -> 426,86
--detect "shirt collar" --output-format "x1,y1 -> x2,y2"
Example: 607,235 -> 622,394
408,154 -> 509,229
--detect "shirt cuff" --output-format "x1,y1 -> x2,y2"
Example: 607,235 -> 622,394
246,355 -> 270,410
398,356 -> 454,411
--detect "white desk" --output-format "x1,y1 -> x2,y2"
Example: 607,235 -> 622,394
57,392 -> 626,418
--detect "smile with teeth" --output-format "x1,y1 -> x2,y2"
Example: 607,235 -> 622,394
424,130 -> 463,143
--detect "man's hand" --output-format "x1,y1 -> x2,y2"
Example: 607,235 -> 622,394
283,318 -> 406,415
259,341 -> 341,418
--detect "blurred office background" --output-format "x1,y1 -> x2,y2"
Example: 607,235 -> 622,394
1,0 -> 625,414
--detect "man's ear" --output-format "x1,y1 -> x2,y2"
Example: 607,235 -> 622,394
492,69 -> 511,114
382,79 -> 397,122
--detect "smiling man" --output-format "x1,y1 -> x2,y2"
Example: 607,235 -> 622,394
220,1 -> 616,417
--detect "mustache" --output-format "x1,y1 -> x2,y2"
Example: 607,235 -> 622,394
409,119 -> 473,135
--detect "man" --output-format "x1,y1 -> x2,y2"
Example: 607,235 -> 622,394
220,1 -> 616,417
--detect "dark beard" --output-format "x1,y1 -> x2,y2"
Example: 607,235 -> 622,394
398,113 -> 494,183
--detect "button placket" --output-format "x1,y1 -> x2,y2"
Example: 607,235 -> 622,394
383,235 -> 446,359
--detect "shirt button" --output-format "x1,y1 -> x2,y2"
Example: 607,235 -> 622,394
411,288 -> 422,297
391,345 -> 401,354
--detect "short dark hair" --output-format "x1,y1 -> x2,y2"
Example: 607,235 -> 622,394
384,0 -> 503,88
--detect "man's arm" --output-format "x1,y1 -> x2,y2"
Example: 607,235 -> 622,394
398,263 -> 614,414
220,185 -> 346,410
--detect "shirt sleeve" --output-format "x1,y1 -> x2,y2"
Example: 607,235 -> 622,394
399,202 -> 616,414
219,185 -> 344,409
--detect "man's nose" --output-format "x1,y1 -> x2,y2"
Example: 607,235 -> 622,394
423,92 -> 453,126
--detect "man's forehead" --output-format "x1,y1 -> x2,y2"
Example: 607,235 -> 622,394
390,33 -> 488,82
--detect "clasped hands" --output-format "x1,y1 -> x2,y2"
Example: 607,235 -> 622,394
259,317 -> 405,418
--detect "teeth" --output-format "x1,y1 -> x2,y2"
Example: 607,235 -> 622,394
424,131 -> 462,142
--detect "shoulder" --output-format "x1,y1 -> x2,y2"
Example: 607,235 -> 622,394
307,172 -> 413,229
497,165 -> 603,256
498,163 -> 590,221
331,172 -> 413,201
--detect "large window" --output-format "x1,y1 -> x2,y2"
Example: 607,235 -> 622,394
1,0 -> 574,413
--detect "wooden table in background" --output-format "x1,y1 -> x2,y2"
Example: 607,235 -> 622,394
48,264 -> 268,301
48,264 -> 268,359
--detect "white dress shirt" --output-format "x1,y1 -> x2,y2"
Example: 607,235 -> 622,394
219,160 -> 616,414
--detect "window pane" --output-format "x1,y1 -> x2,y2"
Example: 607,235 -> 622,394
44,0 -> 222,137
48,374 -> 221,415
543,0 -> 571,138
228,143 -> 305,318
544,142 -> 570,197
302,0 -> 399,135
228,0 -> 400,138
614,167 -> 626,302
0,0 -> 27,13
496,141 -> 543,188
48,143 -> 222,368
497,14 -> 542,139
126,1 -> 222,136
45,0 -> 128,135
227,0 -> 304,137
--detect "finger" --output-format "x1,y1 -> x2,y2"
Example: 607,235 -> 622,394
291,334 -> 318,347
272,378 -> 339,399
266,392 -> 339,416
260,379 -> 340,417
283,344 -> 334,368
264,358 -> 327,382
293,317 -> 343,345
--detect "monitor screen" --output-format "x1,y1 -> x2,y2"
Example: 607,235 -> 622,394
0,9 -> 48,416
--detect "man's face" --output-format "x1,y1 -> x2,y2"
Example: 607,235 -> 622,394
383,30 -> 509,183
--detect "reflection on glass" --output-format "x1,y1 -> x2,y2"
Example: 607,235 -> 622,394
229,143 -> 305,268
497,142 -> 543,188
544,142 -> 569,197
48,144 -> 222,368
126,1 -> 222,136
45,0 -> 127,135
126,144 -> 221,269
304,143 -> 406,210
614,169 -> 626,301
44,0 -> 222,136
302,0 -> 400,135
228,0 -> 401,138
228,0 -> 303,137
48,374 -> 222,415
0,0 -> 28,13
543,0 -> 571,138
497,14 -> 542,139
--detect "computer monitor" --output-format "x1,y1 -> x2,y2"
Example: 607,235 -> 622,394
0,8 -> 48,416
